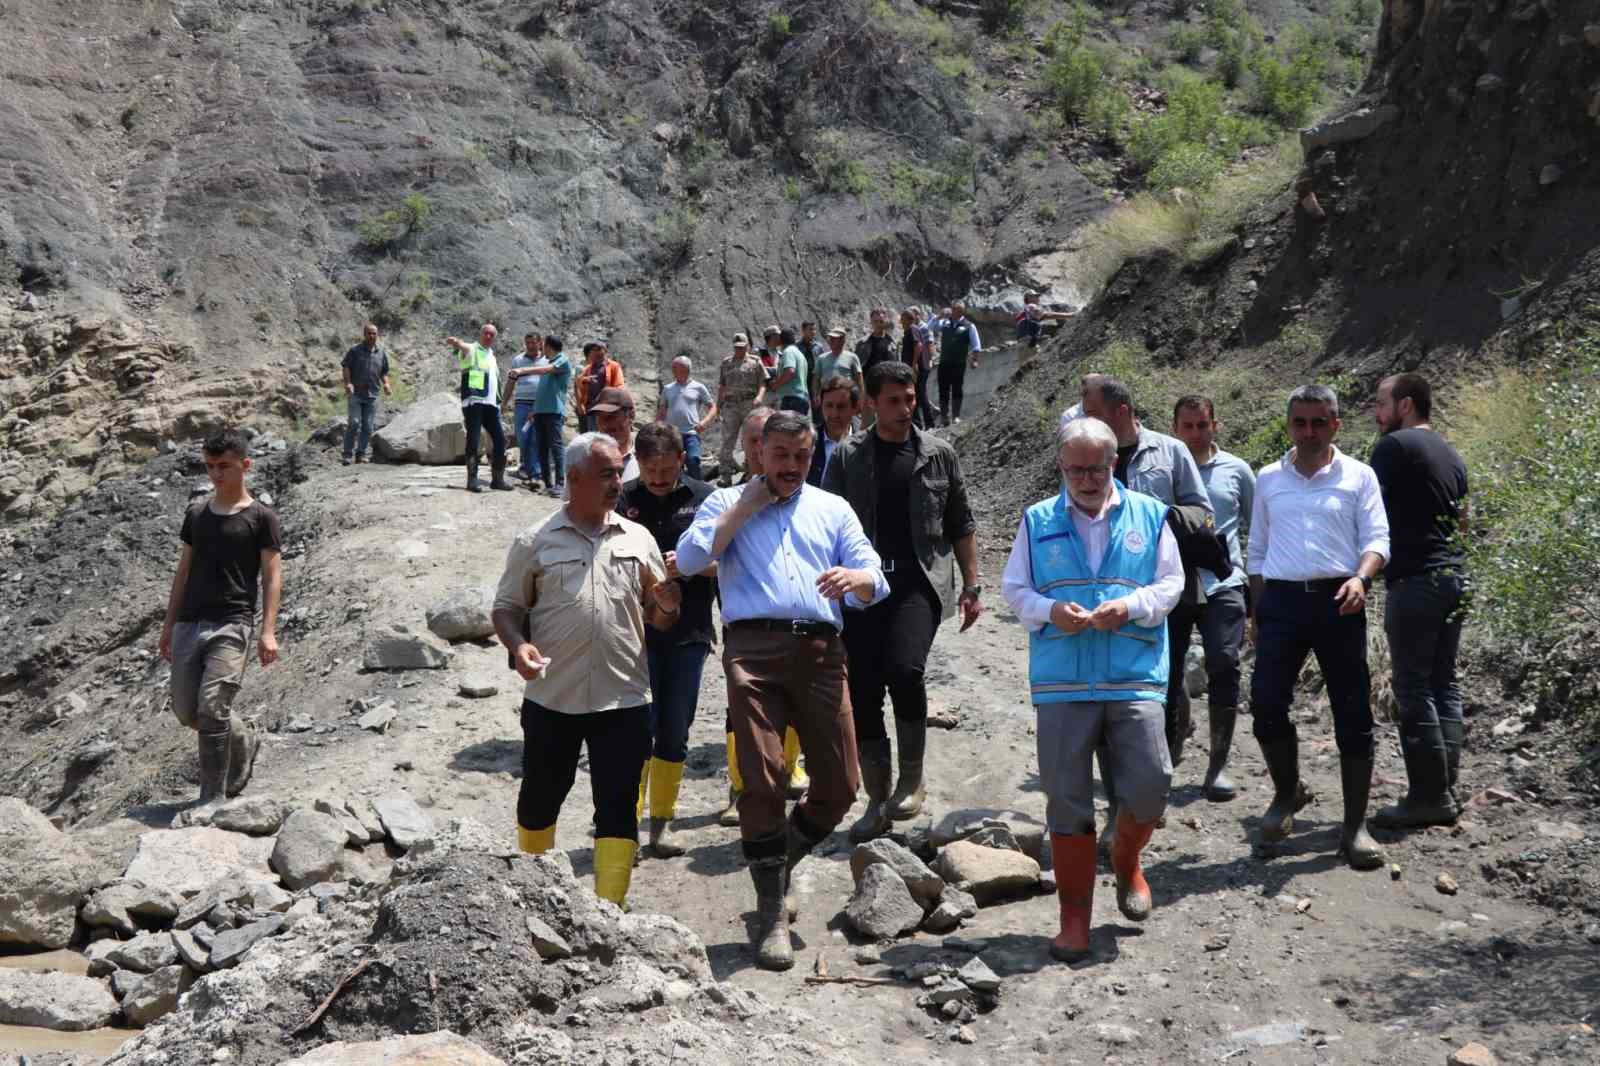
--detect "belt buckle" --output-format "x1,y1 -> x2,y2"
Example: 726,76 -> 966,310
788,620 -> 810,637
881,560 -> 895,573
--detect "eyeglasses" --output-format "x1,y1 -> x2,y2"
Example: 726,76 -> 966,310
1064,464 -> 1111,481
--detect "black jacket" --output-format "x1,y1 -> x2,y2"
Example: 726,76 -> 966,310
1165,503 -> 1232,605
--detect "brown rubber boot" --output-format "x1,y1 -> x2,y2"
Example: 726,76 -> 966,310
886,717 -> 926,820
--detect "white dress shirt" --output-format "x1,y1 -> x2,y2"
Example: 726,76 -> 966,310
1246,447 -> 1391,580
1001,486 -> 1184,630
676,484 -> 889,632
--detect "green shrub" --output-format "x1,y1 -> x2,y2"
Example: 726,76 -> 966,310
1168,24 -> 1206,65
784,177 -> 803,201
656,205 -> 699,260
981,0 -> 1034,33
1128,75 -> 1225,171
1036,202 -> 1058,222
1250,33 -> 1329,128
1088,87 -> 1132,146
1215,31 -> 1249,88
1044,44 -> 1105,121
767,12 -> 791,41
356,192 -> 431,250
1148,142 -> 1224,191
810,132 -> 873,196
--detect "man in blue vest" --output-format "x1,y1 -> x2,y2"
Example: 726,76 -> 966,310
1001,417 -> 1184,963
446,323 -> 512,493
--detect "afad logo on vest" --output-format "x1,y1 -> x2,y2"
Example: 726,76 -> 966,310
1122,528 -> 1148,555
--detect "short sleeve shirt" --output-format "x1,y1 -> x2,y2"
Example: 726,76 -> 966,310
773,346 -> 809,403
662,380 -> 714,433
719,354 -> 766,406
493,509 -> 666,714
534,354 -> 572,416
813,349 -> 862,392
179,499 -> 283,624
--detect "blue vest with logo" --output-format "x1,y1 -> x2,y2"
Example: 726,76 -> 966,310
1023,484 -> 1170,705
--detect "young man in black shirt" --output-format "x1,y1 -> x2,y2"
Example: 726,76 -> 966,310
159,428 -> 283,824
824,361 -> 982,841
621,424 -> 717,856
1369,373 -> 1469,828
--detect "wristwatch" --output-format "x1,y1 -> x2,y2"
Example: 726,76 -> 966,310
1359,575 -> 1373,592
962,585 -> 982,598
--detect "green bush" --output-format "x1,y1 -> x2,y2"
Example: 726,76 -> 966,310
1088,87 -> 1132,146
981,0 -> 1033,33
1148,142 -> 1224,191
810,132 -> 873,196
1128,75 -> 1225,171
1215,30 -> 1249,88
1169,24 -> 1206,65
656,205 -> 700,260
1044,44 -> 1105,121
356,192 -> 431,250
1250,33 -> 1329,128
767,12 -> 791,41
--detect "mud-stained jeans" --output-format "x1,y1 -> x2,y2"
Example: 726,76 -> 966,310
170,620 -> 251,739
723,626 -> 860,854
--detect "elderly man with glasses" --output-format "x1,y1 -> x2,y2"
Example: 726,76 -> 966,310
1001,417 -> 1184,964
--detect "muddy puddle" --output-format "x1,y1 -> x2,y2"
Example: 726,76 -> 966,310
0,949 -> 135,1059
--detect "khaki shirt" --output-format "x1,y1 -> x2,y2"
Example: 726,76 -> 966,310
718,353 -> 766,406
493,508 -> 666,715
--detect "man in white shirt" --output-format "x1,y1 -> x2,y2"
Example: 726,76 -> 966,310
1246,384 -> 1390,871
657,356 -> 717,481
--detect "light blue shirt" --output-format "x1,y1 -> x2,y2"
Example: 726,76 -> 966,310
676,484 -> 889,631
1196,448 -> 1255,593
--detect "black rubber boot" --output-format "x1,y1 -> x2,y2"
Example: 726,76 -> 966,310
1440,718 -> 1464,802
490,459 -> 514,491
1202,705 -> 1239,802
225,721 -> 261,798
1257,732 -> 1313,843
1372,722 -> 1459,829
887,717 -> 927,820
848,738 -> 894,843
198,727 -> 231,804
1165,689 -> 1192,768
749,858 -> 794,971
467,456 -> 483,493
1338,754 -> 1385,870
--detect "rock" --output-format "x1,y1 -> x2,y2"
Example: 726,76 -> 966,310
1539,164 -> 1564,186
458,675 -> 501,699
1094,1023 -> 1141,1045
84,938 -> 120,976
316,798 -> 376,847
843,864 -> 925,940
1533,820 -> 1585,842
0,969 -> 119,1031
1228,1021 -> 1308,1048
932,840 -> 1040,904
927,978 -> 971,1005
208,913 -> 286,969
358,701 -> 399,732
271,809 -> 350,890
1183,643 -> 1207,697
122,963 -> 190,1026
849,839 -> 945,910
956,955 -> 1000,993
171,927 -> 210,971
1586,24 -> 1600,47
1476,74 -> 1505,92
1467,787 -> 1520,808
277,1030 -> 508,1065
372,392 -> 470,464
921,900 -> 964,933
1448,1042 -> 1499,1066
346,800 -> 388,844
1436,872 -> 1460,896
122,826 -> 277,897
425,586 -> 496,642
363,625 -> 450,671
81,881 -> 150,935
0,796 -> 97,948
928,808 -> 1046,860
374,795 -> 436,850
111,969 -> 144,1000
1299,105 -> 1400,153
1491,716 -> 1525,737
107,931 -> 179,973
526,915 -> 573,960
965,825 -> 1022,853
211,796 -> 288,835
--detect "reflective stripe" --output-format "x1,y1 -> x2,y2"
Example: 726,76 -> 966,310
1036,575 -> 1142,594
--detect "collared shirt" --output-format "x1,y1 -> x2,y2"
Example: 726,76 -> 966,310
772,345 -> 809,403
1001,485 -> 1184,629
1195,448 -> 1255,593
534,353 -> 572,415
817,432 -> 845,483
509,353 -> 547,402
1122,427 -> 1212,513
813,349 -> 863,394
493,507 -> 666,715
676,484 -> 888,632
1246,447 -> 1391,581
342,343 -> 389,398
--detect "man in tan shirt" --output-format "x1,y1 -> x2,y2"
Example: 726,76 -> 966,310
492,431 -> 682,907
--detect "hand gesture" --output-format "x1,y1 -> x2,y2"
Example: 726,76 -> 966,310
664,550 -> 681,581
514,643 -> 550,681
1050,601 -> 1092,635
651,578 -> 683,614
1087,599 -> 1131,631
1334,577 -> 1367,616
957,588 -> 982,633
737,474 -> 777,515
258,631 -> 280,666
817,566 -> 872,602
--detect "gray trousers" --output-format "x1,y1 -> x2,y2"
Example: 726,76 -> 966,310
1036,700 -> 1172,836
170,620 -> 251,738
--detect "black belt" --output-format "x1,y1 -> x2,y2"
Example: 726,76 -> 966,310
1265,577 -> 1349,593
727,618 -> 837,638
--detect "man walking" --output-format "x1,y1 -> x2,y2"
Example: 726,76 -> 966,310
531,335 -> 572,499
857,307 -> 897,378
716,333 -> 767,486
159,429 -> 280,824
621,425 -> 717,857
823,361 -> 982,842
1001,418 -> 1183,962
677,411 -> 888,970
1247,385 -> 1390,870
810,327 -> 863,419
1169,395 -> 1255,801
340,322 -> 391,465
591,387 -> 641,484
1369,373 -> 1468,828
574,340 -> 624,434
491,432 -> 682,907
807,375 -> 858,488
767,327 -> 810,417
936,303 -> 981,426
507,332 -> 547,485
657,355 -> 718,481
797,321 -> 827,398
446,323 -> 513,493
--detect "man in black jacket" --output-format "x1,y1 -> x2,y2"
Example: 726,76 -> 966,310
808,375 -> 859,488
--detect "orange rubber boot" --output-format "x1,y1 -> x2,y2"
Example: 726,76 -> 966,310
1049,832 -> 1097,962
1110,809 -> 1157,922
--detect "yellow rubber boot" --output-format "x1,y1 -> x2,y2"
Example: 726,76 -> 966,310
720,731 -> 744,827
636,760 -> 651,822
784,726 -> 809,799
517,824 -> 556,855
647,757 -> 685,821
593,837 -> 638,906
726,731 -> 744,791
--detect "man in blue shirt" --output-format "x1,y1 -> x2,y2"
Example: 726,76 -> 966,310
505,332 -> 547,485
511,335 -> 573,499
677,410 -> 887,972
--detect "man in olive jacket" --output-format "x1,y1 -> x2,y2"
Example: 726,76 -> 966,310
822,360 -> 982,842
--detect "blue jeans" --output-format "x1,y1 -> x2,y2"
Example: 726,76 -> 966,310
646,637 -> 710,763
534,413 -> 565,487
682,431 -> 703,481
342,395 -> 379,459
1384,572 -> 1465,757
514,400 -> 542,478
1250,580 -> 1375,757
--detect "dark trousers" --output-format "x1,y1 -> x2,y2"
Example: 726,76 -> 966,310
1250,581 -> 1375,757
646,637 -> 710,763
514,400 -> 542,478
913,367 -> 935,428
517,699 -> 651,839
534,413 -> 565,487
937,363 -> 967,421
1017,318 -> 1042,347
1167,585 -> 1248,713
463,403 -> 507,466
842,567 -> 940,743
1384,572 -> 1465,755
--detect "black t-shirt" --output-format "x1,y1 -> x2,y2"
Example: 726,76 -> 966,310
860,333 -> 897,376
1369,427 -> 1468,580
179,499 -> 283,624
872,434 -> 918,563
1114,443 -> 1137,485
620,477 -> 716,646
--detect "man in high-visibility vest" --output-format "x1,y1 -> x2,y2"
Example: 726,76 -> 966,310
446,323 -> 513,493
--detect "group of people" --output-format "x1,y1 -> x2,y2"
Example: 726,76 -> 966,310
165,313 -> 1465,973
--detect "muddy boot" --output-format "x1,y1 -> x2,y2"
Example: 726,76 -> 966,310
175,727 -> 232,827
225,720 -> 261,798
1372,722 -> 1459,829
1165,689 -> 1191,769
720,731 -> 743,827
886,717 -> 926,821
647,818 -> 684,858
718,786 -> 742,827
1202,705 -> 1239,802
490,459 -> 514,491
1110,809 -> 1157,922
1049,832 -> 1096,963
847,737 -> 893,844
783,811 -> 823,921
1440,718 -> 1464,804
466,456 -> 483,494
1257,732 -> 1313,843
1337,755 -> 1385,871
748,857 -> 794,971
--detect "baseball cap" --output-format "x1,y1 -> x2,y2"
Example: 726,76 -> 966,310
827,326 -> 847,339
732,332 -> 749,345
588,387 -> 635,414
763,324 -> 781,337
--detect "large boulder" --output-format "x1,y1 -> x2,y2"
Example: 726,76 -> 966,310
121,963 -> 191,1027
278,1031 -> 508,1065
0,796 -> 97,948
842,863 -> 924,940
932,840 -> 1041,905
372,392 -> 468,464
121,826 -> 277,897
363,625 -> 450,672
270,809 -> 349,890
0,969 -> 118,1031
425,586 -> 497,642
849,839 -> 945,911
